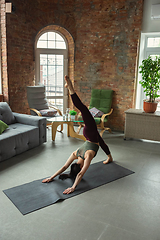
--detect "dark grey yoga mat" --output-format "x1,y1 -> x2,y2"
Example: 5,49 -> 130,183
3,162 -> 134,215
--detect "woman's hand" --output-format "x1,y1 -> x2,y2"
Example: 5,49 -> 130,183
42,177 -> 53,183
63,187 -> 75,194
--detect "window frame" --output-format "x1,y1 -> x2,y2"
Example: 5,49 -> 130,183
35,30 -> 68,113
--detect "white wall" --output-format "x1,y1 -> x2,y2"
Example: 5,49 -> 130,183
142,0 -> 160,33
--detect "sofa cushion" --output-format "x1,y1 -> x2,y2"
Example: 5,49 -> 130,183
0,120 -> 9,134
0,123 -> 38,139
39,109 -> 57,117
89,107 -> 104,117
0,123 -> 39,162
0,102 -> 15,125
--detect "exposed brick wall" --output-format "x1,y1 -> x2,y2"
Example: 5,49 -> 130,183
4,0 -> 143,131
73,0 -> 144,131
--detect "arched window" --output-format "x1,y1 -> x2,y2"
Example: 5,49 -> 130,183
35,31 -> 68,113
37,32 -> 66,49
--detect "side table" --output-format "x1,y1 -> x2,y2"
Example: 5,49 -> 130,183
48,117 -> 86,141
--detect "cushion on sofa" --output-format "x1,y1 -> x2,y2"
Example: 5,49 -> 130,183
39,109 -> 57,117
0,120 -> 9,134
0,123 -> 39,162
89,107 -> 104,117
0,102 -> 15,125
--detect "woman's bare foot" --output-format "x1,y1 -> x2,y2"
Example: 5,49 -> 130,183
103,154 -> 113,164
64,75 -> 75,95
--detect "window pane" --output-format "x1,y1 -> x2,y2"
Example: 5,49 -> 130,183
48,41 -> 55,49
147,38 -> 160,47
37,41 -> 47,48
48,32 -> 55,40
40,55 -> 47,85
40,54 -> 64,97
150,54 -> 160,109
48,66 -> 55,91
48,66 -> 55,79
42,66 -> 47,78
149,54 -> 160,110
56,55 -> 63,65
56,33 -> 63,41
150,54 -> 160,59
39,33 -> 47,41
40,65 -> 47,85
48,55 -> 55,65
48,99 -> 63,113
55,41 -> 66,49
56,66 -> 63,83
40,54 -> 47,65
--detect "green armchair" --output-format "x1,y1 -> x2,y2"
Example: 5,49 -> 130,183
77,89 -> 113,137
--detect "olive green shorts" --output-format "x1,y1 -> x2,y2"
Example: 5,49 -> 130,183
76,141 -> 99,160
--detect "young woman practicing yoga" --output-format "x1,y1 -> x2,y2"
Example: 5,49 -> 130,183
42,76 -> 113,194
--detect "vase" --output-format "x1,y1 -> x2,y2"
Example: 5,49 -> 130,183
143,100 -> 158,113
70,115 -> 76,121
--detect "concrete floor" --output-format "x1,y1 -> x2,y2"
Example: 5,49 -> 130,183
0,126 -> 160,240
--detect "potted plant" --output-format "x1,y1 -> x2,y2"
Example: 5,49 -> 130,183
69,109 -> 77,120
139,55 -> 160,113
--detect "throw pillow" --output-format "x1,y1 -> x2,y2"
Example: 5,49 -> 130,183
0,120 -> 9,134
0,102 -> 15,124
89,107 -> 104,118
39,109 -> 57,117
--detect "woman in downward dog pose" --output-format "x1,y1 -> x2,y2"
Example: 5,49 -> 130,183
42,76 -> 113,194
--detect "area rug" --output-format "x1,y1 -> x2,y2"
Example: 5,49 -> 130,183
3,161 -> 134,215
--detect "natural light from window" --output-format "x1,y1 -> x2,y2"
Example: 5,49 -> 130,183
37,32 -> 66,49
147,37 -> 160,48
149,54 -> 160,111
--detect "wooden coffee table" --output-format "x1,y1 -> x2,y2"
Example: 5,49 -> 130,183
47,116 -> 86,141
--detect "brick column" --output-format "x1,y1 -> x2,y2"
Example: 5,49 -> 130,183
0,0 -> 9,102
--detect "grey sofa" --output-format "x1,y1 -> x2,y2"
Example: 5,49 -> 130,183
0,102 -> 46,162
